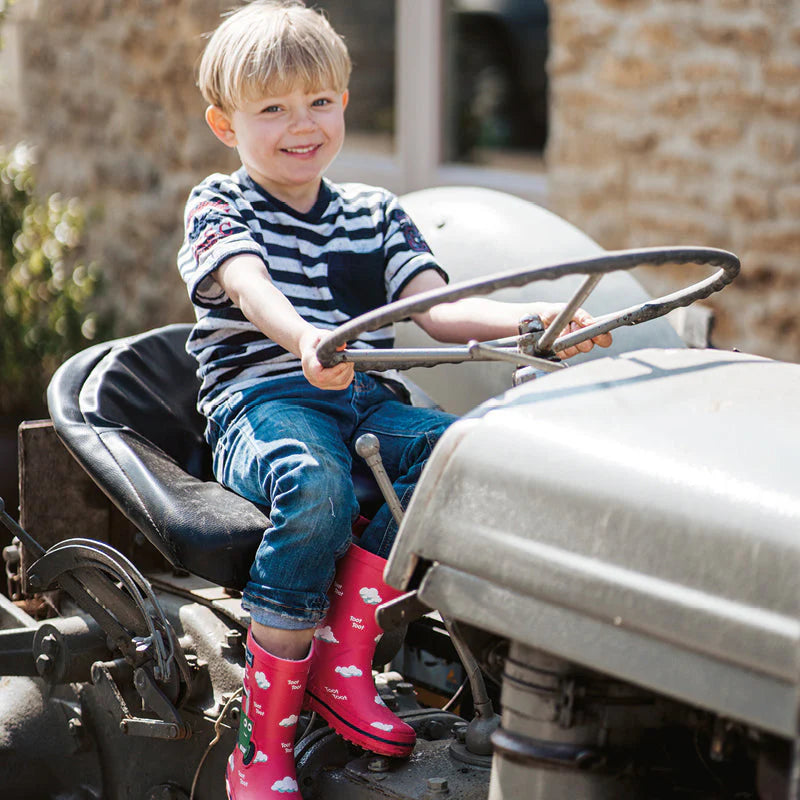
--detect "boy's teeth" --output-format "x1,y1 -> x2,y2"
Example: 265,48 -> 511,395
285,145 -> 316,153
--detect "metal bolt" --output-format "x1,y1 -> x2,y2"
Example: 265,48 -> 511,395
426,777 -> 450,794
396,681 -> 414,695
35,653 -> 54,677
367,757 -> 390,773
40,633 -> 58,656
225,629 -> 242,649
452,721 -> 467,743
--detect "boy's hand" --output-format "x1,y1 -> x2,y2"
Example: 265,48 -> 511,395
299,328 -> 355,390
535,303 -> 613,359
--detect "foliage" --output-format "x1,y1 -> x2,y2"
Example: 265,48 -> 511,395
0,143 -> 108,416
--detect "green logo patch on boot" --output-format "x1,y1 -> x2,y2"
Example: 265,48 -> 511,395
238,713 -> 255,764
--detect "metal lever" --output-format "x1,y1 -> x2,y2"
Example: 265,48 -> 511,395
356,441 -> 499,755
355,434 -> 404,525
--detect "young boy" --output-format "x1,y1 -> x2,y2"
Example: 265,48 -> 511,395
179,2 -> 611,797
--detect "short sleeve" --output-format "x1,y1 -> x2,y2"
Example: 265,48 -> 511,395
382,194 -> 449,303
177,180 -> 264,309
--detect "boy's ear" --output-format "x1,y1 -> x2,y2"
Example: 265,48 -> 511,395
342,89 -> 349,111
205,105 -> 237,148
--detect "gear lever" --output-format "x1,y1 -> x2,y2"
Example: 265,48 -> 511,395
354,433 -> 500,756
355,434 -> 405,526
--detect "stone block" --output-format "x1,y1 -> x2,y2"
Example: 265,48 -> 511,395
698,21 -> 772,53
599,55 -> 670,89
691,119 -> 745,149
762,90 -> 800,122
744,223 -> 800,255
652,90 -> 700,118
763,58 -> 800,86
636,21 -> 684,51
729,187 -> 772,221
680,60 -> 743,84
757,128 -> 800,163
775,186 -> 800,216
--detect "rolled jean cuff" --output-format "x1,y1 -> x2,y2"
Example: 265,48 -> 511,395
242,582 -> 328,630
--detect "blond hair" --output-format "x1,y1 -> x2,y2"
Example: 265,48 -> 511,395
199,1 -> 352,113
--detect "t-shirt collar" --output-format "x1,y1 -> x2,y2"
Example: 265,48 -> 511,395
235,168 -> 333,221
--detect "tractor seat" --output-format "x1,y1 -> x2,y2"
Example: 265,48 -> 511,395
46,324 -> 391,589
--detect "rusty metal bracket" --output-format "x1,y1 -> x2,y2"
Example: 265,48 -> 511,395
91,659 -> 190,741
376,590 -> 431,632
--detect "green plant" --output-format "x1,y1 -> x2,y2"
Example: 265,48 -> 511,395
0,143 -> 108,416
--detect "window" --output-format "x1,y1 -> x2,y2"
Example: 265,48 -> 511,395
445,0 -> 549,170
317,0 -> 396,158
325,0 -> 549,205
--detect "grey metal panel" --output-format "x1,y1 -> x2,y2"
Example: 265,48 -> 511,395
385,347 -> 800,729
396,186 -> 685,413
417,565 -> 796,738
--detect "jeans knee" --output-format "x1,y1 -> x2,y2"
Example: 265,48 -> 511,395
271,459 -> 356,548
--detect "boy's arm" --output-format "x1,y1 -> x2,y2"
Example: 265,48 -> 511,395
216,254 -> 354,390
399,270 -> 613,359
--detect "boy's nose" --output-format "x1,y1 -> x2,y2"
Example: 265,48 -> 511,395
289,108 -> 316,132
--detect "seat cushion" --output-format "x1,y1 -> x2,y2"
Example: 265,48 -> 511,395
48,325 -> 268,587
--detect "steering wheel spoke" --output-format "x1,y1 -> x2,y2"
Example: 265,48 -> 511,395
333,343 -> 544,372
316,247 -> 740,372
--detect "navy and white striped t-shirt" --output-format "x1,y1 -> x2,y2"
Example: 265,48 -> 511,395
177,168 -> 447,417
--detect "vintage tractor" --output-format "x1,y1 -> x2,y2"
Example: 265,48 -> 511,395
2,186 -> 793,800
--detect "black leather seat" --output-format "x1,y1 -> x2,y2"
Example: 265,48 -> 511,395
46,324 -> 387,589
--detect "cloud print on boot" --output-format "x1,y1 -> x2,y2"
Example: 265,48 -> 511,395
254,671 -> 271,690
314,625 -> 339,644
279,714 -> 298,727
371,721 -> 394,731
359,587 -> 382,605
335,665 -> 363,678
271,777 -> 299,793
253,751 -> 269,763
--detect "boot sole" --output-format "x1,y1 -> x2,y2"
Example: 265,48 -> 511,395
304,690 -> 415,757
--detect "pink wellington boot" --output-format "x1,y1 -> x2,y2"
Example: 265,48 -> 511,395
303,543 -> 416,757
226,629 -> 312,799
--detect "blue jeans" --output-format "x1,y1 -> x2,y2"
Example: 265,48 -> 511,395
206,373 -> 456,630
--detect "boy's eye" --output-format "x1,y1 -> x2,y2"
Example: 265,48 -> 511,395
262,105 -> 281,113
312,98 -> 331,107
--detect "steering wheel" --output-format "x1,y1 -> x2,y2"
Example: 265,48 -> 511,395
315,247 -> 740,373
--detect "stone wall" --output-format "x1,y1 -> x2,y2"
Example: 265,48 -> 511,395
1,0 -> 799,360
1,0 -> 240,332
547,0 -> 800,361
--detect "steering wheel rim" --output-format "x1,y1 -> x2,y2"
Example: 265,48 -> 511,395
316,246 -> 740,369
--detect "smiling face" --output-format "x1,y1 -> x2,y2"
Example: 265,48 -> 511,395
206,86 -> 349,213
